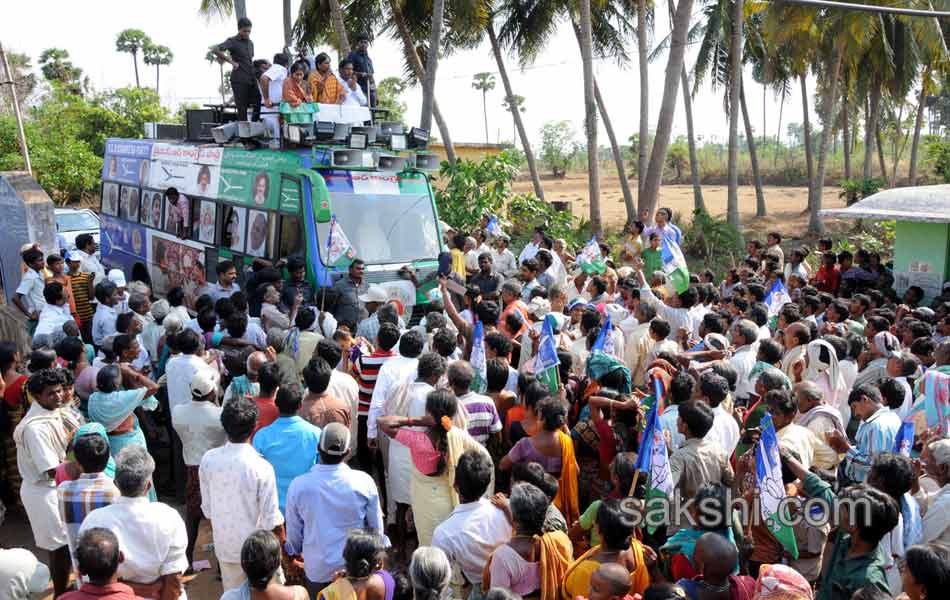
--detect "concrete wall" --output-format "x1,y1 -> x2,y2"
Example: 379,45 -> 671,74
427,142 -> 513,163
893,220 -> 950,303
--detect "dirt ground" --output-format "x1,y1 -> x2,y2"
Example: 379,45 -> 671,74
512,174 -> 850,241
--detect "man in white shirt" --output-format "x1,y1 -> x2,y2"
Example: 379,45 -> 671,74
200,397 -> 283,591
919,438 -> 950,545
636,268 -> 698,345
518,228 -> 544,264
432,450 -> 511,590
172,370 -> 227,566
728,319 -> 760,401
260,53 -> 289,141
316,339 -> 361,450
339,60 -> 368,107
165,330 -> 219,413
699,371 -> 740,458
74,234 -> 106,286
491,235 -> 518,279
79,446 -> 188,599
14,247 -> 46,325
92,281 -> 120,347
367,330 -> 424,439
33,282 -> 73,341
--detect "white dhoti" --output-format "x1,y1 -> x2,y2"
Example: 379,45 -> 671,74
387,439 -> 412,506
20,480 -> 67,551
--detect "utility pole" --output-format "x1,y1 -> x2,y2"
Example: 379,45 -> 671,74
0,42 -> 31,176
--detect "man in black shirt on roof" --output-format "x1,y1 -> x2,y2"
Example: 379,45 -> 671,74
346,33 -> 375,108
212,17 -> 260,121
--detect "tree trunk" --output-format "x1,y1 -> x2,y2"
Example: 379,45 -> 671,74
876,123 -> 887,184
863,82 -> 881,180
132,53 -> 140,88
640,0 -> 695,217
482,91 -> 489,144
390,0 -> 456,163
637,0 -> 649,202
234,0 -> 247,20
774,88 -> 784,167
890,103 -> 904,186
578,0 -> 601,234
800,75 -> 815,210
726,0 -> 744,229
570,19 -> 634,223
681,65 -> 705,212
219,63 -> 226,103
842,88 -> 851,182
487,23 -> 544,200
810,47 -> 844,235
740,81 -> 766,217
155,64 -> 160,95
762,82 -> 766,145
327,0 -> 351,57
419,0 -> 445,132
909,66 -> 929,186
282,0 -> 293,52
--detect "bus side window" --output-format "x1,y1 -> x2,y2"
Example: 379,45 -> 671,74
278,214 -> 303,261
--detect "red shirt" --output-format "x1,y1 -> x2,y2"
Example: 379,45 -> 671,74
251,395 -> 279,441
60,582 -> 143,600
813,264 -> 840,294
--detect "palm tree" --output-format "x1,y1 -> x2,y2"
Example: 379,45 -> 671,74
143,43 -> 173,95
726,0 -> 743,230
38,48 -> 85,94
639,0 -> 696,218
637,0 -> 653,201
502,94 -> 524,140
472,72 -> 496,144
199,0 -> 248,24
115,29 -> 152,88
205,49 -> 228,103
488,22 -> 545,200
681,65 -> 705,211
328,0 -> 352,56
578,0 -> 601,234
419,0 -> 445,131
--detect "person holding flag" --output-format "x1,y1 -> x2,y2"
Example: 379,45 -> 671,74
632,257 -> 698,347
764,274 -> 793,317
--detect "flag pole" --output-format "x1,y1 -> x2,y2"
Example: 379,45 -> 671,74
627,469 -> 641,497
320,215 -> 334,313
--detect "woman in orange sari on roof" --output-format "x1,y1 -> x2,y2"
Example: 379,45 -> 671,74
561,498 -> 653,600
308,53 -> 345,104
282,62 -> 312,107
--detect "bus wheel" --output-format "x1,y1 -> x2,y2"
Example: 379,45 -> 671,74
132,263 -> 151,288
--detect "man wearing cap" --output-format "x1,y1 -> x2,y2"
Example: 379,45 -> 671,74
171,371 -> 226,567
491,235 -> 517,280
285,422 -> 387,595
200,397 -> 283,590
355,285 -> 391,341
331,259 -> 369,329
107,269 -> 129,314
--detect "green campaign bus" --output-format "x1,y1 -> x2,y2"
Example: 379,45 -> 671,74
99,138 -> 445,317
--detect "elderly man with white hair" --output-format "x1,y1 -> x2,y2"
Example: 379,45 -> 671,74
918,437 -> 950,545
80,445 -> 188,599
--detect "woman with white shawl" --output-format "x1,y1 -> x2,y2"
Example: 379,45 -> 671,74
804,338 -> 851,426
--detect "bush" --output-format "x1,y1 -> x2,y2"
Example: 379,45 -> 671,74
435,150 -> 574,247
838,178 -> 883,206
925,136 -> 950,183
539,120 -> 579,177
681,209 -> 744,278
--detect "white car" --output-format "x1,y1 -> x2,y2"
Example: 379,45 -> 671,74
55,208 -> 100,252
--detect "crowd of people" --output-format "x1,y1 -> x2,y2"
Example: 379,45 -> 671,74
4,207 -> 950,600
210,17 -> 376,141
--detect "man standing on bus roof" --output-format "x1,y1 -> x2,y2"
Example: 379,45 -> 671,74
203,260 -> 241,303
165,188 -> 190,239
331,259 -> 368,328
260,53 -> 289,143
346,34 -> 375,108
212,17 -> 259,122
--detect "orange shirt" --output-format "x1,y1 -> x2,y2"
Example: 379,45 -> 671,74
281,78 -> 311,107
309,71 -> 344,104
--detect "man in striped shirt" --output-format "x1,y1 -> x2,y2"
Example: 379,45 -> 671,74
448,361 -> 502,445
66,252 -> 95,344
352,322 -> 400,472
57,429 -> 120,568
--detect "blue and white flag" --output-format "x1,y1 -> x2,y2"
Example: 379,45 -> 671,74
764,279 -> 792,316
893,420 -> 915,457
577,237 -> 607,275
755,414 -> 798,558
486,216 -> 504,238
636,377 -> 672,533
470,321 -> 488,393
660,237 -> 690,294
591,315 -> 614,355
536,314 -> 561,393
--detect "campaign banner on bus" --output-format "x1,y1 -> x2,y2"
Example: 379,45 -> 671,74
100,214 -> 147,262
149,143 -> 224,199
103,139 -> 153,186
146,229 -> 207,308
216,148 -> 299,209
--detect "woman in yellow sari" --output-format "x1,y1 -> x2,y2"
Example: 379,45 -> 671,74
500,396 -> 580,526
317,530 -> 394,600
561,498 -> 651,600
378,389 -> 492,546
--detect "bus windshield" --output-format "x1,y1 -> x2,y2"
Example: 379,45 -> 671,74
321,192 -> 441,265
